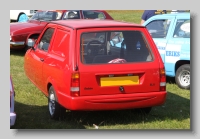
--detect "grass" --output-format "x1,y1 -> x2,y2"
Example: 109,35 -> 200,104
10,10 -> 190,129
106,10 -> 144,24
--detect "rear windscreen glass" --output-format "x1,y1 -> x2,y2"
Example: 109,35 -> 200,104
80,31 -> 153,64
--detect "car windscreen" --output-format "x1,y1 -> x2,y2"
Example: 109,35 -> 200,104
80,31 -> 153,64
30,11 -> 62,21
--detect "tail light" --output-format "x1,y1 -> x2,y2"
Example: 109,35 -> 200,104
160,68 -> 166,91
70,72 -> 80,97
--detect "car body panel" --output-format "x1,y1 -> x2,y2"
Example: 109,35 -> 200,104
143,13 -> 190,77
76,27 -> 161,96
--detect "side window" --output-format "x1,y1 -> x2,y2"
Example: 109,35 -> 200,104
62,11 -> 80,19
82,11 -> 105,19
51,29 -> 70,57
173,19 -> 190,38
146,19 -> 171,38
97,12 -> 105,19
38,28 -> 55,51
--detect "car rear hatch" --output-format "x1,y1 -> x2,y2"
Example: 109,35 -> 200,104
73,28 -> 164,96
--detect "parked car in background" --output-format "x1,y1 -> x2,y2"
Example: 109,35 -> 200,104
142,12 -> 190,90
10,10 -> 37,22
24,19 -> 167,120
10,76 -> 16,126
10,10 -> 113,51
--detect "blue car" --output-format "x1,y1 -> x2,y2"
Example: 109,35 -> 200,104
143,12 -> 190,89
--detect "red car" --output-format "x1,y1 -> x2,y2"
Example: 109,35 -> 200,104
24,19 -> 167,120
10,10 -> 113,51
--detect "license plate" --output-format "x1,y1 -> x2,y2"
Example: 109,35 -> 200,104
100,76 -> 139,86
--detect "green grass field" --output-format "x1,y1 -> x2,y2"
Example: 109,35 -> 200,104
10,10 -> 190,129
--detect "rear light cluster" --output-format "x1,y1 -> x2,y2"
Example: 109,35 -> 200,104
70,72 -> 80,97
160,68 -> 166,91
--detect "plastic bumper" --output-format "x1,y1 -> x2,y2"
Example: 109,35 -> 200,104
10,41 -> 25,49
10,112 -> 16,126
58,91 -> 167,111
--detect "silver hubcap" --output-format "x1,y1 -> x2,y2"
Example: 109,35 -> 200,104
49,92 -> 55,116
179,70 -> 190,87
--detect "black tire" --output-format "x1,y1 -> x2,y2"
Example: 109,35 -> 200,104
134,107 -> 152,115
17,14 -> 22,22
24,45 -> 30,52
48,86 -> 66,120
139,107 -> 152,115
175,64 -> 190,90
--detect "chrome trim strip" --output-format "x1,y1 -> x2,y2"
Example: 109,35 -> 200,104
10,41 -> 25,46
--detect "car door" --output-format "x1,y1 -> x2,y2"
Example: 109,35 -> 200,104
144,16 -> 176,63
77,28 -> 162,96
164,15 -> 190,76
26,25 -> 56,92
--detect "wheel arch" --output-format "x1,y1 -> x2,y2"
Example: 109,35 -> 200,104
25,33 -> 40,45
46,77 -> 60,102
175,60 -> 190,73
28,33 -> 40,39
26,33 -> 40,42
17,12 -> 26,21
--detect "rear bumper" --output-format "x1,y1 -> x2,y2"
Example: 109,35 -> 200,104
10,112 -> 16,126
59,91 -> 167,111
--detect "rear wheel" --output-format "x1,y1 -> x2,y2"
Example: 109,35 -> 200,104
175,64 -> 190,90
134,107 -> 152,115
48,86 -> 66,120
139,107 -> 152,114
24,45 -> 30,52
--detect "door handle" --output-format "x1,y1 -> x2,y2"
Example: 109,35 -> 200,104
40,58 -> 44,62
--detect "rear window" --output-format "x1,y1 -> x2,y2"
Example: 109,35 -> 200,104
82,10 -> 106,19
80,31 -> 153,64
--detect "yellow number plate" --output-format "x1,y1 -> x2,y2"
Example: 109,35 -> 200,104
100,76 -> 139,86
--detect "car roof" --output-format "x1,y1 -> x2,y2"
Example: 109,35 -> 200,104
50,19 -> 144,29
36,10 -> 111,13
152,13 -> 190,18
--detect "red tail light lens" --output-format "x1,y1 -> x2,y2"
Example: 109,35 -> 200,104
160,68 -> 166,91
70,72 -> 80,97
